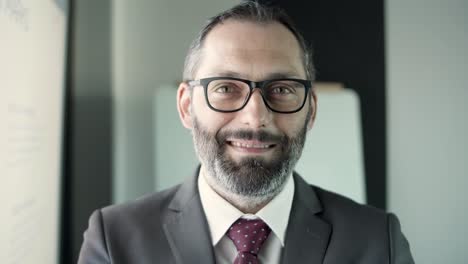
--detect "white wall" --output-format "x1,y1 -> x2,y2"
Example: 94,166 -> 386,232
386,0 -> 468,263
112,0 -> 234,202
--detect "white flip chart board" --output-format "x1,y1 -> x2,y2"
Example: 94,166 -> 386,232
154,86 -> 365,203
0,1 -> 68,263
295,88 -> 365,203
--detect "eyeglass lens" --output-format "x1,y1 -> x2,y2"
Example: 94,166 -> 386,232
206,79 -> 306,112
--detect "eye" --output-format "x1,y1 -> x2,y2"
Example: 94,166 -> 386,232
266,81 -> 302,97
210,81 -> 244,94
214,85 -> 234,93
271,86 -> 293,94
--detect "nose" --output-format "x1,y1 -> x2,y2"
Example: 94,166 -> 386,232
239,88 -> 273,128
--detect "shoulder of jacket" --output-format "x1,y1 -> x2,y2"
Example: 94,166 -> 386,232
100,184 -> 181,219
311,185 -> 387,219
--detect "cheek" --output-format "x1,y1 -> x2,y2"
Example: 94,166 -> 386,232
191,91 -> 211,120
274,114 -> 307,137
191,92 -> 233,131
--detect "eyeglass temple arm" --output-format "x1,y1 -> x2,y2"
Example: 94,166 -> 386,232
187,80 -> 200,87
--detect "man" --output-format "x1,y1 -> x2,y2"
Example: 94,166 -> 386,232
78,2 -> 414,263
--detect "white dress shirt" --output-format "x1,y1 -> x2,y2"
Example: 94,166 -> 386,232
198,170 -> 295,264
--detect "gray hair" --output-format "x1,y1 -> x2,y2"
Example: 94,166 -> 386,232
182,1 -> 315,82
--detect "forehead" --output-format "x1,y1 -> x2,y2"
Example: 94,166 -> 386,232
195,20 -> 306,80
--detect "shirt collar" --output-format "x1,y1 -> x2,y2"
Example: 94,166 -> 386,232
198,168 -> 295,246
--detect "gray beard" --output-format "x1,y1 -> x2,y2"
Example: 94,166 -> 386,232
191,115 -> 308,199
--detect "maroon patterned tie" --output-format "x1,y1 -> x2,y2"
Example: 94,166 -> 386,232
227,218 -> 272,264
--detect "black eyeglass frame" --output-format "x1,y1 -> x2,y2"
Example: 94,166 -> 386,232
187,77 -> 313,114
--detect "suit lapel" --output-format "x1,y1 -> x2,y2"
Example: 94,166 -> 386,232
163,167 -> 216,264
281,173 -> 332,263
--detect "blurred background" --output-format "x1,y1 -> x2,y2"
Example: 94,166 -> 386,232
1,0 -> 467,263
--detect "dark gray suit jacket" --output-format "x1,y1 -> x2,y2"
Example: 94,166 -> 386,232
78,169 -> 414,263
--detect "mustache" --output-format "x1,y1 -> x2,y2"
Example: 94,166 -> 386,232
216,129 -> 285,145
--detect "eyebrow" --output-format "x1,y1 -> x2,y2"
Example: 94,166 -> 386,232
207,70 -> 304,80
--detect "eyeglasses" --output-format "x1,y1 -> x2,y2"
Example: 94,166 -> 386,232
187,77 -> 312,113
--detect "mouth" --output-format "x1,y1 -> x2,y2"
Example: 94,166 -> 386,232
226,139 -> 277,154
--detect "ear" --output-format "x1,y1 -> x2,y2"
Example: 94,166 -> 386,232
177,82 -> 193,129
307,91 -> 318,131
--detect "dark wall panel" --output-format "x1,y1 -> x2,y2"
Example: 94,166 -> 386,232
62,0 -> 113,263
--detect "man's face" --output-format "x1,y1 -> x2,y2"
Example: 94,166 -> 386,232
178,20 -> 317,198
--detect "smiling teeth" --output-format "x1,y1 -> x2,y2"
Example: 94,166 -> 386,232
231,141 -> 270,149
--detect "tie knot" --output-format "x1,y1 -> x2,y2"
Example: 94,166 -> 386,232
227,218 -> 272,256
